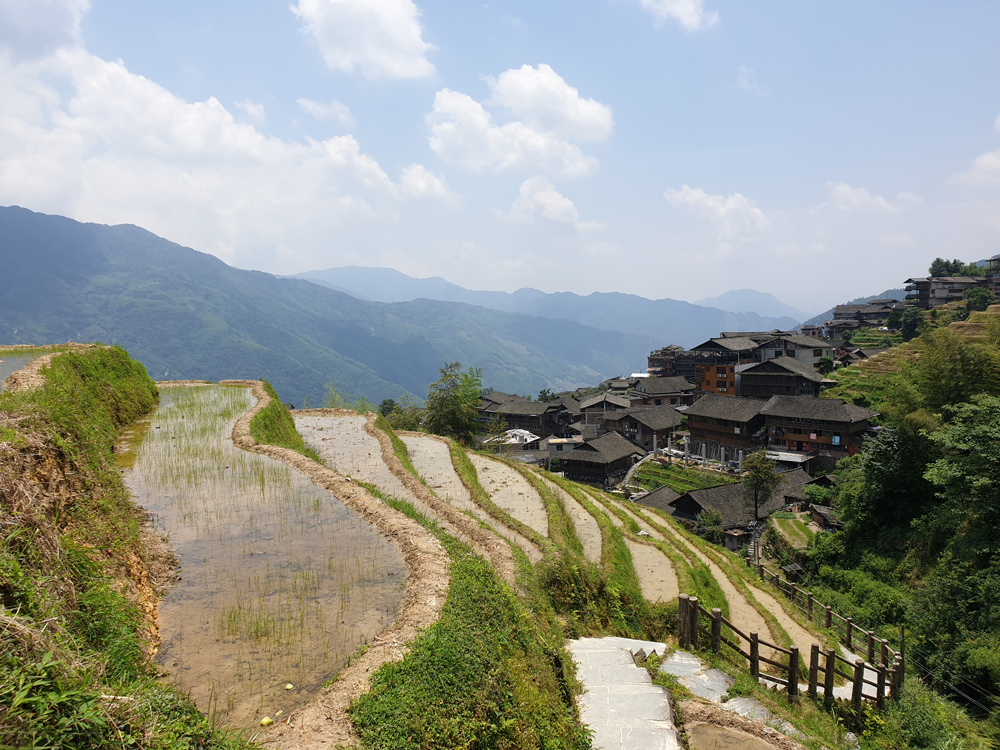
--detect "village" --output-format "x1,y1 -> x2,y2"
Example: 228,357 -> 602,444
476,257 -> 1000,551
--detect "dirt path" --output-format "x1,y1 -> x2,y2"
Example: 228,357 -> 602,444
537,475 -> 601,564
469,455 -> 550,538
219,382 -> 450,749
401,435 -> 542,563
626,539 -> 680,604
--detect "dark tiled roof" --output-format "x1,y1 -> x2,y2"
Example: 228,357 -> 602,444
684,394 -> 765,423
740,357 -> 824,383
605,405 -> 683,431
692,337 -> 759,352
493,400 -> 555,416
672,468 -> 812,526
635,484 -> 681,514
760,396 -> 877,423
559,432 -> 645,465
579,393 -> 632,410
637,376 -> 696,395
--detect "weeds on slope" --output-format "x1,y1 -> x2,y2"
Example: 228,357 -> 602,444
349,484 -> 590,750
0,347 -> 254,750
249,380 -> 323,463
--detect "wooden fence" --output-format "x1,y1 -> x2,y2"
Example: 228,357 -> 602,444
678,594 -> 903,710
745,559 -> 901,668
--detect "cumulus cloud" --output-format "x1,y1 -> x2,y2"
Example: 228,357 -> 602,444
298,97 -> 354,125
487,64 -> 613,142
664,184 -> 768,239
292,0 -> 434,80
504,176 -> 604,230
638,0 -> 718,31
0,38 -> 451,270
0,0 -> 88,61
426,88 -> 598,178
235,99 -> 266,126
826,182 -> 905,213
399,163 -> 457,203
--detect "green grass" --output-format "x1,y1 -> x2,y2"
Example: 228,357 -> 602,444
348,485 -> 590,750
249,380 -> 323,462
631,459 -> 735,493
0,346 -> 254,749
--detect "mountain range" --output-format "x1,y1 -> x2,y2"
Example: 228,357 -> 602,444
290,267 -> 804,343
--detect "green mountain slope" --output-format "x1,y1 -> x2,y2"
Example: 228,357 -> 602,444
0,206 -> 657,404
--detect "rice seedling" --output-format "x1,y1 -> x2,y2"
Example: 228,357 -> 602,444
121,385 -> 407,730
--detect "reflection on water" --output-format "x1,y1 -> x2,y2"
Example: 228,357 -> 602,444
120,385 -> 406,729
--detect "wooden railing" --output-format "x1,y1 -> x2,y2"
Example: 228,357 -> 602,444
745,559 -> 900,668
678,594 -> 903,710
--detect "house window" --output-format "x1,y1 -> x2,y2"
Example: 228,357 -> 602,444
716,368 -> 727,378
717,385 -> 727,392
813,349 -> 822,357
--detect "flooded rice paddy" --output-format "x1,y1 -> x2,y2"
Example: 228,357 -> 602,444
0,352 -> 45,391
120,385 -> 406,729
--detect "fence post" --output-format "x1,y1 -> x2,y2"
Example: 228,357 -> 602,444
867,632 -> 876,664
788,646 -> 800,699
889,658 -> 901,700
711,608 -> 722,653
678,594 -> 689,648
824,649 -> 836,707
825,605 -> 832,629
807,592 -> 814,619
808,644 -> 819,700
880,639 -> 889,668
757,562 -> 764,580
750,632 -> 760,678
791,582 -> 798,605
852,659 -> 865,713
846,617 -> 854,650
689,596 -> 700,651
877,665 -> 886,710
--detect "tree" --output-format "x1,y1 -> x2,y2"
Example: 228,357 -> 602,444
741,451 -> 785,521
913,328 -> 1000,411
886,309 -> 903,330
386,394 -> 424,432
963,287 -> 993,312
929,257 -> 962,277
423,362 -> 483,445
696,508 -> 724,545
818,356 -> 835,375
537,388 -> 554,402
900,307 -> 925,342
483,413 -> 510,455
378,398 -> 397,417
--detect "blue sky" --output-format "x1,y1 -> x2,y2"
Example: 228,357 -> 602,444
2,0 -> 999,312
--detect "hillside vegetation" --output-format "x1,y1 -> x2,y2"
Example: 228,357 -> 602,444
801,306 -> 1000,725
0,206 -> 657,406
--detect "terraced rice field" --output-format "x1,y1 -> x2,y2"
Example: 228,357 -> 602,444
121,386 -> 406,729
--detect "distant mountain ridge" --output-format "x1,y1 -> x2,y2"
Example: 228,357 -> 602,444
0,207 -> 662,404
694,289 -> 812,322
803,289 -> 907,327
290,267 -> 803,346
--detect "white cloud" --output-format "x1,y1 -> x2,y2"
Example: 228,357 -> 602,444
291,0 -> 434,80
0,42 -> 446,271
298,97 -> 354,125
235,99 -> 266,126
737,65 -> 762,95
638,0 -> 718,31
426,88 -> 598,179
826,182 -> 905,213
664,184 -> 768,239
504,176 -> 604,231
487,64 -> 613,142
0,0 -> 88,61
399,163 -> 457,203
960,147 -> 1000,186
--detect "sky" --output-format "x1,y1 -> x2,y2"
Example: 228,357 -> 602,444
1,0 -> 999,313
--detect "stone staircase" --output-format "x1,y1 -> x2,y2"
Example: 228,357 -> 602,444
568,638 -> 681,750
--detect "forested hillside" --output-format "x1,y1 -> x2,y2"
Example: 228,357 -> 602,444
795,305 -> 1000,722
0,207 -> 658,405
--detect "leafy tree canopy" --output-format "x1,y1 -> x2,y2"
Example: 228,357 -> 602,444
423,362 -> 483,445
741,451 -> 785,521
964,286 -> 994,312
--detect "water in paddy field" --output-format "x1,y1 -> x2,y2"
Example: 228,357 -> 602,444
0,352 -> 46,391
119,385 -> 406,730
